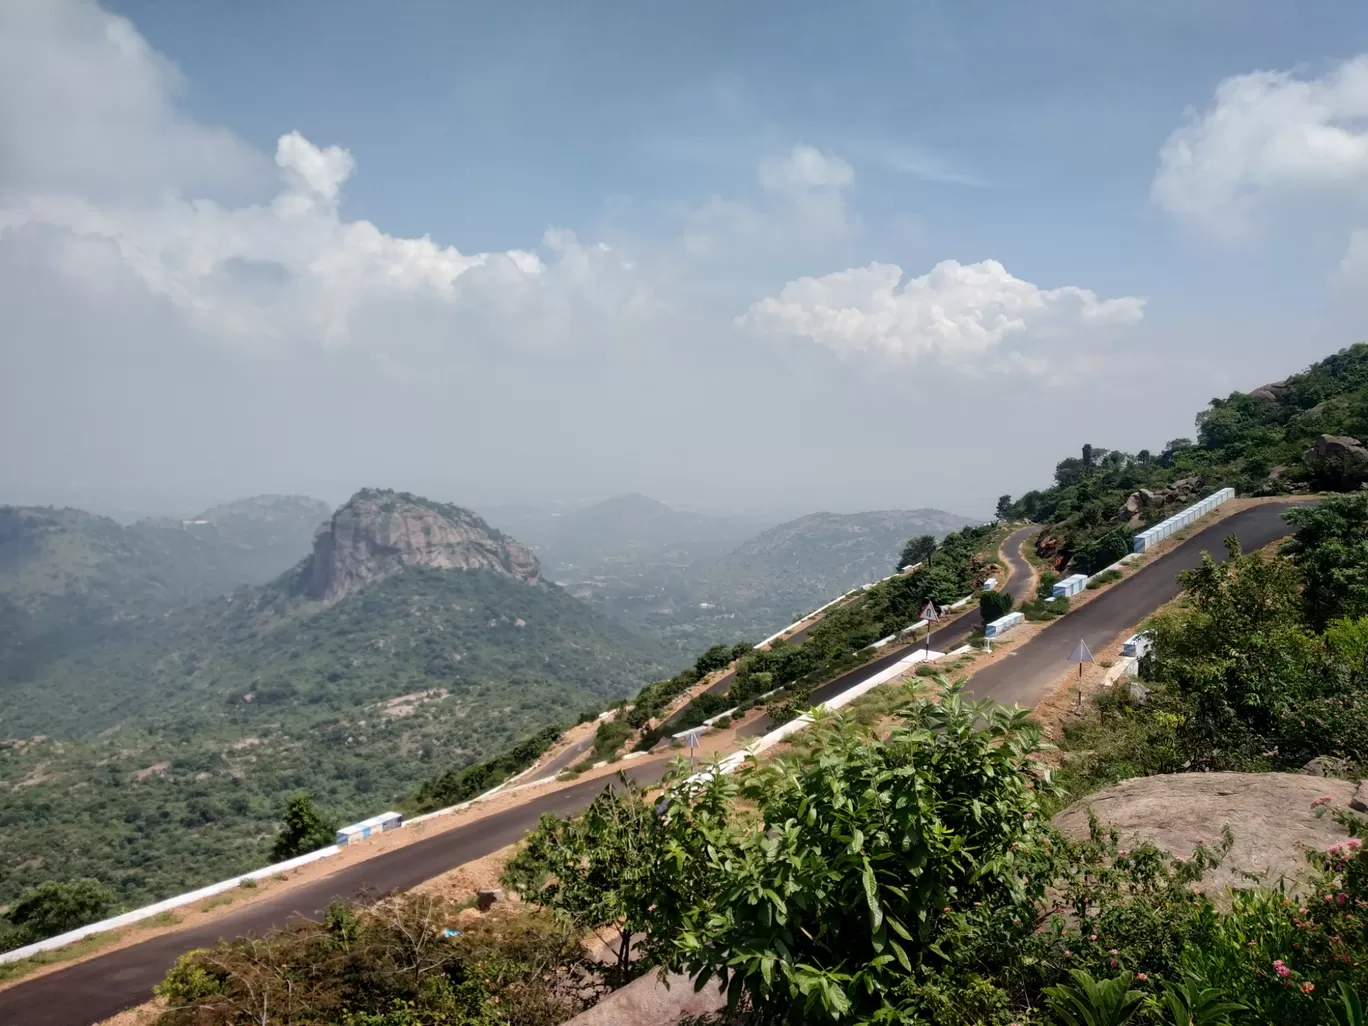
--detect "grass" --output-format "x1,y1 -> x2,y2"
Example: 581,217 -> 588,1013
198,893 -> 238,913
0,929 -> 128,985
1086,569 -> 1124,590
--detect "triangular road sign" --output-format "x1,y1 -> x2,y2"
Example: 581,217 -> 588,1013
1068,639 -> 1095,664
683,729 -> 702,749
920,601 -> 940,622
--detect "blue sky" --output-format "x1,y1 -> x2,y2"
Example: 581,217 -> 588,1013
4,1 -> 1368,521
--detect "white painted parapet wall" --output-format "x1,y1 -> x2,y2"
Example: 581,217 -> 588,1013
0,845 -> 343,966
1133,488 -> 1234,552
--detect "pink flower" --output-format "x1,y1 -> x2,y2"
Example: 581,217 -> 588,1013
1109,949 -> 1118,956
1303,982 -> 1316,994
1338,893 -> 1348,905
1274,960 -> 1290,978
1064,950 -> 1073,958
1089,934 -> 1098,942
1135,972 -> 1148,982
1110,959 -> 1119,968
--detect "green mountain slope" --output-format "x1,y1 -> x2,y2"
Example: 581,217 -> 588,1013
0,495 -> 329,689
1008,341 -> 1368,571
0,490 -> 670,909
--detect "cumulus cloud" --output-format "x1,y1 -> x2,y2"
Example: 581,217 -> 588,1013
1152,55 -> 1368,236
738,259 -> 1145,375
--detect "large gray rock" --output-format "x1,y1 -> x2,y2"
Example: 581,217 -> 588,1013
1303,434 -> 1368,488
558,971 -> 727,1026
1249,379 -> 1289,402
300,489 -> 541,603
1053,772 -> 1355,894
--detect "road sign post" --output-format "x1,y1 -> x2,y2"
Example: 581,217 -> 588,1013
683,728 -> 701,769
920,601 -> 940,657
1068,639 -> 1095,710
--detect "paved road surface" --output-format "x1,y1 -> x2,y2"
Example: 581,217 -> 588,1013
963,502 -> 1306,710
735,525 -> 1039,738
6,504 -> 1306,1026
527,735 -> 595,782
999,525 -> 1037,602
0,762 -> 675,1026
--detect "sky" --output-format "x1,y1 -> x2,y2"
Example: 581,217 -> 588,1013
2,1 -> 1367,524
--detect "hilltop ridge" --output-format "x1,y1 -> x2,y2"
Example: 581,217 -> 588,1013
296,489 -> 540,603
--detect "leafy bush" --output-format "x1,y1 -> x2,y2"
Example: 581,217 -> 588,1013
409,723 -> 564,813
980,589 -> 1015,622
1073,528 -> 1133,576
154,894 -> 597,1026
2,878 -> 113,949
270,792 -> 337,862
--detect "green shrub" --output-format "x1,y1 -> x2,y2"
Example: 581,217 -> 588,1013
979,589 -> 1015,622
270,793 -> 336,862
4,878 -> 113,942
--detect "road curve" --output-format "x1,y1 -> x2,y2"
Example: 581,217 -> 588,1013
999,525 -> 1037,602
963,501 -> 1307,710
5,504 -> 1306,1026
527,735 -> 595,782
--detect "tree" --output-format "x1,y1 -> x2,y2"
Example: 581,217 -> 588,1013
995,494 -> 1014,520
1082,443 -> 1095,472
271,792 -> 337,862
7,878 -> 113,941
1282,491 -> 1368,630
980,589 -> 1014,622
503,776 -> 676,977
693,643 -> 734,676
1146,538 -> 1318,767
898,534 -> 937,569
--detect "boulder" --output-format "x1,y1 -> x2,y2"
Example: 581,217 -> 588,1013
1353,781 -> 1368,815
1123,492 -> 1143,515
1138,488 -> 1159,507
1053,772 -> 1356,895
557,971 -> 727,1026
1170,476 -> 1202,496
1301,755 -> 1350,778
1303,434 -> 1368,488
1249,379 -> 1289,402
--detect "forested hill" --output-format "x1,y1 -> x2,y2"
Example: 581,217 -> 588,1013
0,495 -> 329,689
1006,342 -> 1368,573
0,490 -> 671,910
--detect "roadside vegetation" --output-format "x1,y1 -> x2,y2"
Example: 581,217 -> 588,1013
1004,342 -> 1368,572
486,494 -> 1368,1025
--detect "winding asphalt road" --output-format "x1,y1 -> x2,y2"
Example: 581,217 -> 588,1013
734,525 -> 1039,738
963,502 -> 1307,710
0,510 -> 1302,1025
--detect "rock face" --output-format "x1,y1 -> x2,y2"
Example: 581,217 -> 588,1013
299,489 -> 541,603
1054,772 -> 1356,895
1249,379 -> 1289,402
1304,433 -> 1368,488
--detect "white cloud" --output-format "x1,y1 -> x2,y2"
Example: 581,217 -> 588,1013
758,145 -> 854,193
1152,55 -> 1368,236
738,259 -> 1145,375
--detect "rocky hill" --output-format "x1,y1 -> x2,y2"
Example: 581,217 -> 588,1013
1009,341 -> 1368,572
298,490 -> 540,603
0,489 -> 671,910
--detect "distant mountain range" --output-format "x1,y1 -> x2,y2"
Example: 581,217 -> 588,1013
0,489 -> 669,911
0,486 -> 971,910
499,496 -> 979,652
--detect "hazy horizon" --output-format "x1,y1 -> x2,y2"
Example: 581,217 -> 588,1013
4,2 -> 1367,526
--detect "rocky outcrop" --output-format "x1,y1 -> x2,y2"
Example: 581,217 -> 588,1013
299,489 -> 540,603
1249,379 -> 1289,403
1304,433 -> 1368,488
1054,772 -> 1356,896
